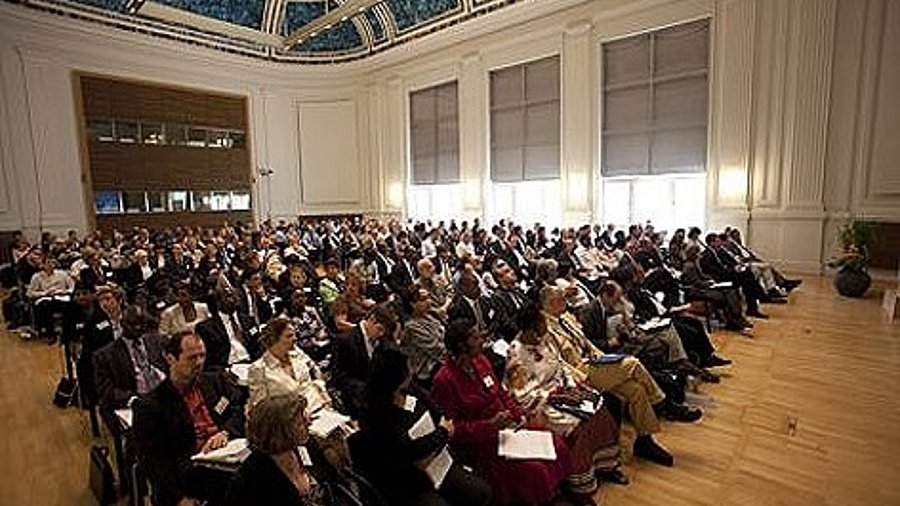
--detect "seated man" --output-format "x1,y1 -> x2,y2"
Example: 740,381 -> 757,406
133,329 -> 245,506
195,286 -> 256,372
415,257 -> 452,319
538,285 -> 701,466
700,233 -> 768,319
329,303 -> 398,417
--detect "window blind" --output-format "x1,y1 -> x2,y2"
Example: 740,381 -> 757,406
410,81 -> 460,185
490,55 -> 561,182
602,19 -> 709,176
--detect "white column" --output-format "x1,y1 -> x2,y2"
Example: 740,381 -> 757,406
458,51 -> 487,221
561,20 -> 594,226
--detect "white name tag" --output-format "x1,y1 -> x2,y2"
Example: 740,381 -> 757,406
403,395 -> 418,412
248,326 -> 259,336
96,321 -> 110,330
76,323 -> 85,331
483,376 -> 495,388
214,396 -> 229,415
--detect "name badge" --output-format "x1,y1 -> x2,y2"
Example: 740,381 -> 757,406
214,396 -> 230,415
156,301 -> 167,310
248,326 -> 259,336
403,395 -> 418,412
483,376 -> 495,388
296,446 -> 313,466
75,323 -> 85,331
96,321 -> 110,331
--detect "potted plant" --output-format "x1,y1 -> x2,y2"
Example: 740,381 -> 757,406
828,220 -> 876,297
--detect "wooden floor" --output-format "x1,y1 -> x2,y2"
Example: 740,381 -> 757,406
1,276 -> 899,506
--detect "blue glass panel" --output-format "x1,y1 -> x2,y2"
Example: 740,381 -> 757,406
387,0 -> 459,32
282,0 -> 339,34
365,10 -> 385,42
296,19 -> 362,52
155,0 -> 266,29
94,191 -> 122,215
70,0 -> 129,12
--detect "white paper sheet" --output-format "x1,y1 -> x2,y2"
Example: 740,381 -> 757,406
309,408 -> 351,438
498,429 -> 557,461
424,447 -> 453,489
229,364 -> 251,386
403,395 -> 418,412
191,438 -> 250,464
711,281 -> 733,289
115,408 -> 133,429
408,411 -> 436,440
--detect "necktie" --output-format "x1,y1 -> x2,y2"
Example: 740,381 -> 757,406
132,340 -> 153,395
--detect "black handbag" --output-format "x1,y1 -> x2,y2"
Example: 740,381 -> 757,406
52,377 -> 78,408
89,445 -> 117,505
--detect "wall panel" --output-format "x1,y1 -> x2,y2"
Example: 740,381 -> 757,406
297,100 -> 362,207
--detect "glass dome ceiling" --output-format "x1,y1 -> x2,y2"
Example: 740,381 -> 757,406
14,0 -> 526,63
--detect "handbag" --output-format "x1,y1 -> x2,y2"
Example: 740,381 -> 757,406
89,445 -> 117,505
52,377 -> 78,408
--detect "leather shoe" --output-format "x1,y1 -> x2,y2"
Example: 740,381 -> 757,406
633,436 -> 674,467
699,370 -> 720,383
656,401 -> 703,422
747,310 -> 769,319
705,354 -> 732,367
597,468 -> 629,485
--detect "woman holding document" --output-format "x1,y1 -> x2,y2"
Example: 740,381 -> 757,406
431,318 -> 585,506
355,347 -> 491,506
505,304 -> 627,495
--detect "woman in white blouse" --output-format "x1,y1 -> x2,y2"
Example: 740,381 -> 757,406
247,316 -> 351,468
505,304 -> 627,493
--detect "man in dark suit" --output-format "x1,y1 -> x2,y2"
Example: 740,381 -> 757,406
133,329 -> 245,506
387,246 -> 418,295
195,287 -> 256,371
488,260 -> 527,342
329,303 -> 398,418
699,233 -> 767,319
237,269 -> 273,330
80,249 -> 112,290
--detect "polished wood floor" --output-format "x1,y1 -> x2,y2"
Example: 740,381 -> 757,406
0,276 -> 898,506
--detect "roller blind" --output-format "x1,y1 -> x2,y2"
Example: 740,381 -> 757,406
410,81 -> 460,185
602,19 -> 709,176
490,55 -> 560,182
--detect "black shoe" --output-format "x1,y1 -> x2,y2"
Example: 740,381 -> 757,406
597,468 -> 629,485
783,279 -> 802,291
656,401 -> 703,422
763,296 -> 788,305
705,354 -> 732,367
699,370 -> 720,383
747,310 -> 769,319
633,436 -> 674,467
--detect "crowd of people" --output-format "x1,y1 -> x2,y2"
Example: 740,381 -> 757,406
4,215 -> 801,506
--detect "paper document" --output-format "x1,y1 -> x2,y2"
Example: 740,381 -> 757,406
191,438 -> 250,464
229,364 -> 251,386
408,411 -> 436,440
115,408 -> 133,429
637,318 -> 670,332
498,429 -> 557,461
711,281 -> 733,289
491,339 -> 511,357
309,409 -> 351,438
668,304 -> 692,314
424,447 -> 453,489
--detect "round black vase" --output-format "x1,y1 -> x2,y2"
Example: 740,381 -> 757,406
833,266 -> 871,298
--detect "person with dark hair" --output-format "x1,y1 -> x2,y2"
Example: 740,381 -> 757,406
354,347 -> 492,506
699,233 -> 768,319
401,284 -> 446,390
506,304 -> 627,496
195,286 -> 256,372
329,303 -> 399,417
133,329 -> 245,506
431,318 -> 573,505
226,393 -> 331,506
158,280 -> 211,336
239,269 -> 273,330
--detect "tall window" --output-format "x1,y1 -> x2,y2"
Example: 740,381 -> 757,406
408,81 -> 461,221
490,55 -> 560,182
600,19 -> 709,230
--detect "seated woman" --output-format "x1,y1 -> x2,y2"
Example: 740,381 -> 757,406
355,347 -> 492,506
401,284 -> 447,391
430,318 -> 575,506
226,393 -> 330,506
506,304 -> 627,494
282,288 -> 330,362
247,317 -> 351,467
332,272 -> 375,334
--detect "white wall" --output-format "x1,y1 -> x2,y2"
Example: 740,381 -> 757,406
1,0 -> 898,273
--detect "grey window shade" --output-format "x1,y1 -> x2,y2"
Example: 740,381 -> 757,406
490,55 -> 560,182
411,81 -> 459,185
602,19 -> 709,176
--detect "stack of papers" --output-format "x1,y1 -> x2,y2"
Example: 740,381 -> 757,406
498,429 -> 557,461
424,448 -> 453,489
309,409 -> 351,438
408,411 -> 436,440
637,318 -> 671,332
191,438 -> 250,464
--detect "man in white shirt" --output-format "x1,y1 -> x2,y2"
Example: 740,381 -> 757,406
196,287 -> 253,371
27,257 -> 74,341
